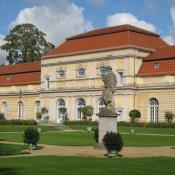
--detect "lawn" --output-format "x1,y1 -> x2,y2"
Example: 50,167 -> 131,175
0,125 -> 57,132
0,143 -> 27,156
68,124 -> 175,135
1,131 -> 175,147
0,156 -> 175,175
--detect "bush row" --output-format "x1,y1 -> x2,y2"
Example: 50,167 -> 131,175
64,120 -> 98,125
65,120 -> 175,128
0,119 -> 37,125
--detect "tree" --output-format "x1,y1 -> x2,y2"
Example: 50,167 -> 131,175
1,23 -> 55,64
129,109 -> 141,124
164,111 -> 174,123
78,105 -> 94,120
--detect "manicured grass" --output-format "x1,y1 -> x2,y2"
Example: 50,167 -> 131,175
0,156 -> 175,175
1,131 -> 175,147
0,125 -> 57,132
0,143 -> 27,156
68,124 -> 175,135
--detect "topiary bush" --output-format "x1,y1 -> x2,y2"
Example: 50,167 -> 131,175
0,112 -> 5,120
0,119 -> 37,125
23,127 -> 40,149
93,128 -> 99,143
129,109 -> 141,124
103,132 -> 123,157
164,111 -> 174,123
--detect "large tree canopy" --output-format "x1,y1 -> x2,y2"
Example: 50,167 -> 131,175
1,23 -> 55,64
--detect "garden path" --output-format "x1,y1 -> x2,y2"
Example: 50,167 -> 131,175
1,141 -> 175,158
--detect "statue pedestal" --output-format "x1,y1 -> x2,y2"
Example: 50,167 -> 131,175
98,109 -> 118,144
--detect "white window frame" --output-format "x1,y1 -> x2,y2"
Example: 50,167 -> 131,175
35,101 -> 40,113
18,101 -> 24,120
116,70 -> 124,86
76,68 -> 86,77
2,102 -> 7,118
149,98 -> 159,123
44,77 -> 50,90
57,99 -> 66,123
56,70 -> 66,79
76,98 -> 86,120
116,108 -> 123,121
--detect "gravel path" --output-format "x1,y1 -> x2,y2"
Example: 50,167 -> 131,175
1,141 -> 175,158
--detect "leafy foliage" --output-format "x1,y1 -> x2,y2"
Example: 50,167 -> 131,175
93,128 -> 99,143
41,107 -> 48,114
78,105 -> 94,120
23,127 -> 40,146
36,112 -> 43,120
103,132 -> 123,153
164,111 -> 174,123
1,23 -> 55,64
129,109 -> 141,124
0,112 -> 5,120
0,119 -> 37,125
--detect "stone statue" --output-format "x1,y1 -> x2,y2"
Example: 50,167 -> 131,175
101,66 -> 117,114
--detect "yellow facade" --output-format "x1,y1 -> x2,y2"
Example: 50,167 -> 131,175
1,47 -> 175,123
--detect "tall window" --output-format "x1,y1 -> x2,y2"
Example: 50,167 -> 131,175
18,101 -> 24,120
45,77 -> 50,90
57,99 -> 66,123
2,102 -> 7,118
76,98 -> 86,120
116,71 -> 123,86
117,108 -> 123,121
98,99 -> 105,113
35,101 -> 40,113
149,98 -> 159,123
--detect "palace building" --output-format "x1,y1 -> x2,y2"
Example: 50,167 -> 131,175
0,24 -> 175,123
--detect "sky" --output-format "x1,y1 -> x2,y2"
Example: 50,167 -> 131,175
0,0 -> 175,63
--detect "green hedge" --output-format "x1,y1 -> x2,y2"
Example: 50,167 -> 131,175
64,120 -> 98,125
0,119 -> 37,125
65,120 -> 175,128
118,121 -> 175,128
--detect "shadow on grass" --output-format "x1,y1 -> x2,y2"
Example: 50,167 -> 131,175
0,168 -> 18,175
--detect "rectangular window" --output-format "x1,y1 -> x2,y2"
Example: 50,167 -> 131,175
117,109 -> 123,121
45,77 -> 50,90
117,71 -> 123,86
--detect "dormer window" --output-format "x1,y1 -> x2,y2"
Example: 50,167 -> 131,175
77,68 -> 86,77
154,63 -> 160,68
57,70 -> 66,78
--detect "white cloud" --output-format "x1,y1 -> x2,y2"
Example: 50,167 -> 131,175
0,34 -> 7,64
164,7 -> 175,44
106,12 -> 156,32
10,2 -> 93,46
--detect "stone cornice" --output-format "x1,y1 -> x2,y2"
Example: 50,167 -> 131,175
41,54 -> 143,67
42,45 -> 154,60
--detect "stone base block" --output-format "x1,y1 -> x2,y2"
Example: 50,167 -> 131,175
98,116 -> 117,143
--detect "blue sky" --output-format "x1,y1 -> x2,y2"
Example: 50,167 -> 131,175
0,0 -> 175,62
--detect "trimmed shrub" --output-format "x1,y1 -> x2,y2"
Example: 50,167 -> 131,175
23,127 -> 40,147
93,128 -> 99,143
103,132 -> 123,153
129,109 -> 141,124
36,112 -> 42,120
164,111 -> 174,123
0,119 -> 37,125
78,105 -> 94,120
0,112 -> 5,120
64,120 -> 98,125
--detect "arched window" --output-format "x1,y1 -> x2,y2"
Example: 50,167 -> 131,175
149,98 -> 159,123
76,98 -> 86,120
57,99 -> 66,123
2,102 -> 7,118
18,101 -> 24,120
35,101 -> 40,113
98,99 -> 105,113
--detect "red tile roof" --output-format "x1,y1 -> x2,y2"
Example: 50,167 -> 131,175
144,45 -> 175,61
45,24 -> 168,58
0,61 -> 41,86
138,59 -> 175,77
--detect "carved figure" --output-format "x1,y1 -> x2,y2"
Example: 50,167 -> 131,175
101,66 -> 117,112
